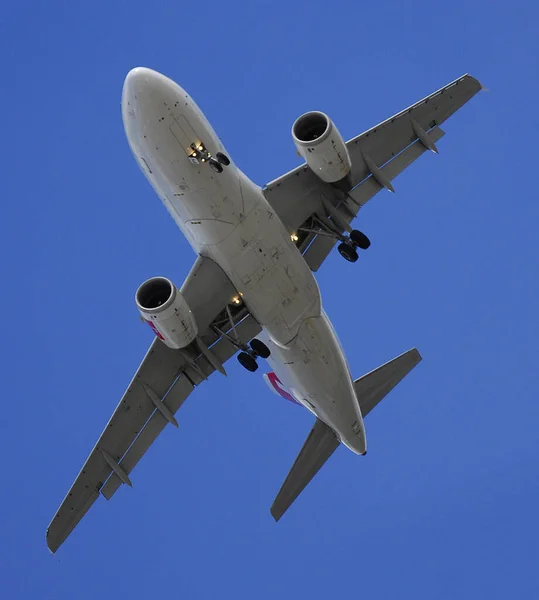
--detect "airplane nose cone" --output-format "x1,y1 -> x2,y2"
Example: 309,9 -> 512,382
121,67 -> 181,136
122,67 -> 168,105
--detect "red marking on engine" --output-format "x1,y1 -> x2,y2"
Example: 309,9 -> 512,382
146,320 -> 165,340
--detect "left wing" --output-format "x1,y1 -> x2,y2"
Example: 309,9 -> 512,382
47,256 -> 260,553
263,74 -> 483,271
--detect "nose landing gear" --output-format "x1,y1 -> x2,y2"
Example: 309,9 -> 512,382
189,142 -> 230,175
215,152 -> 230,166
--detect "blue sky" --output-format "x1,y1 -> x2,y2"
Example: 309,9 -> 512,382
1,0 -> 538,597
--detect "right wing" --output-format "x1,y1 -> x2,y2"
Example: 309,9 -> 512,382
47,256 -> 261,553
263,74 -> 483,271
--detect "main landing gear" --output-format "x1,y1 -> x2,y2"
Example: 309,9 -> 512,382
337,229 -> 371,263
211,305 -> 271,373
189,142 -> 230,175
237,338 -> 271,372
299,203 -> 371,264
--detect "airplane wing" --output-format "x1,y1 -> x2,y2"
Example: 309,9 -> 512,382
263,74 -> 483,271
46,256 -> 261,553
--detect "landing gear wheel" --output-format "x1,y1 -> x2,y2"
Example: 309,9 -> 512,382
237,352 -> 258,372
338,242 -> 359,263
350,230 -> 371,250
215,152 -> 230,166
250,338 -> 271,359
209,158 -> 223,173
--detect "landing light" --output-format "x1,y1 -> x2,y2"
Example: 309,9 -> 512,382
291,233 -> 299,242
231,296 -> 241,305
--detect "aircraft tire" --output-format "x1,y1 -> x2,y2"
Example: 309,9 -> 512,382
209,158 -> 223,173
338,243 -> 359,263
216,152 -> 230,166
250,338 -> 271,359
350,230 -> 371,250
237,352 -> 258,372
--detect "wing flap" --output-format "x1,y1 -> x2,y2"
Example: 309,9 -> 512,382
346,74 -> 481,186
101,315 -> 262,499
348,125 -> 445,207
271,418 -> 340,521
46,337 -> 188,554
47,256 -> 262,553
100,374 -> 194,499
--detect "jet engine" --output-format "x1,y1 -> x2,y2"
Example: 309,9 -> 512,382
292,111 -> 352,184
136,277 -> 198,349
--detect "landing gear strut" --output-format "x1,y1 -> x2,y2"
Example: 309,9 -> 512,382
210,305 -> 271,373
300,217 -> 371,263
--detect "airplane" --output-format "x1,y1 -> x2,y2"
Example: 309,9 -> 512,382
46,67 -> 482,553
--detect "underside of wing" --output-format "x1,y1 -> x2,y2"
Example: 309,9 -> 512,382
47,256 -> 261,553
263,74 -> 483,271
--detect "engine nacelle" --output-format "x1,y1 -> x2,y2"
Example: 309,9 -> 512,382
292,111 -> 351,183
136,277 -> 198,350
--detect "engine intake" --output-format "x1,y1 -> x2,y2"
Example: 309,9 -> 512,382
136,277 -> 198,349
292,111 -> 351,184
293,112 -> 330,143
137,277 -> 174,310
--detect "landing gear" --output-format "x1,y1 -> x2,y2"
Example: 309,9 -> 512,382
350,229 -> 371,250
337,230 -> 369,261
216,152 -> 230,166
298,211 -> 371,264
237,352 -> 258,372
236,338 -> 271,371
338,243 -> 359,263
211,309 -> 272,373
189,143 -> 230,174
250,338 -> 271,359
209,158 -> 223,173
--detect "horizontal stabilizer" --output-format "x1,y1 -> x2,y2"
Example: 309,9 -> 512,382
271,418 -> 339,521
270,348 -> 421,522
354,348 -> 422,418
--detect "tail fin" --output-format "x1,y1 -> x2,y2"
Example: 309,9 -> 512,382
354,348 -> 422,418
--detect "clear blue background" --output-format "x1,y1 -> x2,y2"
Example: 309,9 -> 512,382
1,1 -> 538,597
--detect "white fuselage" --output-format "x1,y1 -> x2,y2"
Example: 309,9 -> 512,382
122,68 -> 366,454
